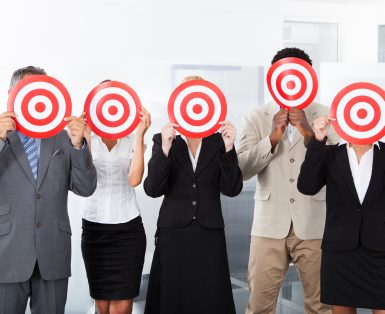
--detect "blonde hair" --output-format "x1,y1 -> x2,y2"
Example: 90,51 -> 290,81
182,75 -> 204,83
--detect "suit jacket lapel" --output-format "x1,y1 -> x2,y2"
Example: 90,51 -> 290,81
36,136 -> 57,190
362,145 -> 385,207
173,136 -> 195,179
334,145 -> 360,204
195,135 -> 219,177
8,132 -> 37,187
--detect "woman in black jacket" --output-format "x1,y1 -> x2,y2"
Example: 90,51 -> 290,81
297,116 -> 385,314
143,78 -> 243,314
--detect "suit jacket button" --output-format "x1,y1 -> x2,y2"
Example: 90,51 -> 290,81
36,222 -> 42,228
290,158 -> 295,163
357,207 -> 363,212
290,198 -> 295,203
36,194 -> 43,199
192,201 -> 197,206
289,178 -> 295,183
192,183 -> 197,188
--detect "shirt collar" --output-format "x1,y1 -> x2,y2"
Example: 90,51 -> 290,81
338,139 -> 380,149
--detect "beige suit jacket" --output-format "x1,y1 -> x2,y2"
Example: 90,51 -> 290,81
237,102 -> 339,240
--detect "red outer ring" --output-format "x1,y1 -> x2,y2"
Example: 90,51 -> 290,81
267,57 -> 318,110
7,75 -> 72,138
330,82 -> 385,144
84,81 -> 141,140
168,80 -> 227,138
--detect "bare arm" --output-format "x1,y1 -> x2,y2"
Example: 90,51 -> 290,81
128,107 -> 151,187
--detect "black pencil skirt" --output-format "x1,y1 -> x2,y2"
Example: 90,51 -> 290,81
81,216 -> 146,300
145,220 -> 236,314
321,245 -> 385,309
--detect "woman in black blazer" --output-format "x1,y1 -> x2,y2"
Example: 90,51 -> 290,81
143,103 -> 242,313
297,117 -> 385,314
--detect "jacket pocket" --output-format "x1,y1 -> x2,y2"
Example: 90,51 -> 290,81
59,220 -> 72,235
0,221 -> 11,236
0,203 -> 10,216
254,190 -> 271,201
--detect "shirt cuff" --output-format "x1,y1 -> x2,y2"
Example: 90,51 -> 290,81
72,139 -> 87,150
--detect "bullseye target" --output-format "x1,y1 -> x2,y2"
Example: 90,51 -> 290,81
7,75 -> 72,138
84,81 -> 141,140
267,57 -> 318,110
330,82 -> 385,144
168,80 -> 227,138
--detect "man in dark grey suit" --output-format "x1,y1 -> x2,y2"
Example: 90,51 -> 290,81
0,66 -> 97,313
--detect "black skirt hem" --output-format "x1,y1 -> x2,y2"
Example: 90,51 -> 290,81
321,297 -> 385,310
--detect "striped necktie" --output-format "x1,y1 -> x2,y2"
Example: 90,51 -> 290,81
22,136 -> 38,180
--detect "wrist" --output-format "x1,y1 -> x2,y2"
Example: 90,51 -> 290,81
71,139 -> 83,148
162,144 -> 171,156
225,144 -> 234,153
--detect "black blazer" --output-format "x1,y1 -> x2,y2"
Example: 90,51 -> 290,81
297,139 -> 385,252
144,133 -> 243,229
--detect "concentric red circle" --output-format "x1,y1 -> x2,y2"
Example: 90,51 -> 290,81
168,80 -> 227,138
267,57 -> 318,110
7,75 -> 72,138
330,82 -> 385,144
84,81 -> 141,140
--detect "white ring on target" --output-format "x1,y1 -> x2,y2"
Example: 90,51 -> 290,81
350,102 -> 375,126
13,82 -> 67,132
173,85 -> 222,133
186,99 -> 209,120
89,87 -> 137,134
281,75 -> 301,96
101,100 -> 125,122
336,89 -> 385,139
271,63 -> 313,107
28,96 -> 53,120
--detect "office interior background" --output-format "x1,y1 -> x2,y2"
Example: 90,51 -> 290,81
0,0 -> 384,312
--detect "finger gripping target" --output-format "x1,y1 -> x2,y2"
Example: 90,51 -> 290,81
84,81 -> 141,140
7,75 -> 72,138
267,57 -> 318,110
330,82 -> 385,145
168,80 -> 227,138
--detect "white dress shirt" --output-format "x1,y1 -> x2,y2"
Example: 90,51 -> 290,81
287,124 -> 296,144
340,140 -> 379,204
83,134 -> 142,224
181,136 -> 202,172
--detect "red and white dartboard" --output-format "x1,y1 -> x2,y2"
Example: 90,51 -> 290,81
267,57 -> 318,110
7,75 -> 72,138
168,80 -> 227,138
330,82 -> 385,145
84,81 -> 141,140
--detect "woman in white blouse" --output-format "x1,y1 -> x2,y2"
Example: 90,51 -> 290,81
298,116 -> 385,314
81,105 -> 151,314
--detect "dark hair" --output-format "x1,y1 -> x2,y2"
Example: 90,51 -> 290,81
10,66 -> 47,88
271,47 -> 312,65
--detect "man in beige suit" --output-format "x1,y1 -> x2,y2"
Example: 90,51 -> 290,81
238,48 -> 339,314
